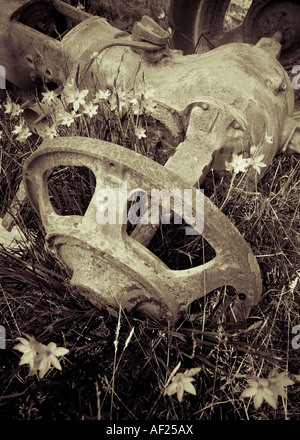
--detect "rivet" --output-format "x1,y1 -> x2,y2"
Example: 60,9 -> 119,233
201,102 -> 209,110
233,121 -> 241,129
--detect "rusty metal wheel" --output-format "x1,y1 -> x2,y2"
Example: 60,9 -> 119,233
169,0 -> 300,66
23,137 -> 262,322
242,0 -> 300,66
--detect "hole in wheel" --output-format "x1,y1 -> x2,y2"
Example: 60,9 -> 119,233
147,219 -> 216,270
47,166 -> 96,215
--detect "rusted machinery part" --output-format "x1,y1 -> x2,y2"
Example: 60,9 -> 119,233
168,0 -> 300,66
16,0 -> 68,38
23,137 -> 262,322
242,0 -> 300,67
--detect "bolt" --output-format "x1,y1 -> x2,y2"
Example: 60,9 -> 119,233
200,102 -> 209,110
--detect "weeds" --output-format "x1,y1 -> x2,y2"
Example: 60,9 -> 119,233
0,0 -> 299,422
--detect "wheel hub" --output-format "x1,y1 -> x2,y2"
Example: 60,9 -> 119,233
243,0 -> 300,64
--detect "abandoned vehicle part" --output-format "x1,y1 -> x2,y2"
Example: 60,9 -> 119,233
168,0 -> 300,66
23,137 -> 262,322
0,0 -> 169,92
1,1 -> 296,177
17,1 -> 68,38
78,31 -> 299,189
0,0 -> 91,90
75,30 -> 295,184
2,2 -> 299,321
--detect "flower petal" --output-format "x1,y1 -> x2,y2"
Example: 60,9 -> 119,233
257,378 -> 269,387
240,387 -> 257,398
35,343 -> 47,354
13,343 -> 30,353
165,382 -> 178,396
255,154 -> 265,162
184,367 -> 202,377
281,377 -> 295,386
247,379 -> 259,388
183,382 -> 197,396
272,372 -> 295,387
263,391 -> 278,410
53,347 -> 69,356
262,386 -> 275,397
47,342 -> 57,352
253,390 -> 264,409
177,384 -> 184,402
49,354 -> 62,370
38,356 -> 50,372
269,384 -> 286,398
38,366 -> 48,379
181,377 -> 195,385
15,337 -> 30,346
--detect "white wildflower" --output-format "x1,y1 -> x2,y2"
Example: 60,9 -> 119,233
14,334 -> 69,379
33,342 -> 69,379
247,147 -> 267,174
58,110 -> 79,127
241,377 -> 277,410
93,89 -> 111,102
82,102 -> 98,118
4,100 -> 23,117
240,370 -> 294,410
16,126 -> 32,142
12,124 -> 24,136
43,125 -> 58,139
165,373 -> 197,402
135,127 -> 147,139
41,90 -> 57,106
164,362 -> 201,403
225,153 -> 250,174
63,79 -> 89,112
14,335 -> 40,369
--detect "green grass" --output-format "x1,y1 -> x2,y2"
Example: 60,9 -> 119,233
0,0 -> 299,421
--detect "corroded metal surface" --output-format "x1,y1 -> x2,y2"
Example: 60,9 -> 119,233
23,137 -> 262,321
0,0 -> 91,90
72,30 -> 296,182
1,1 -> 297,174
169,0 -> 300,66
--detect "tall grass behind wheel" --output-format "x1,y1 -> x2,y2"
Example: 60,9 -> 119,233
168,0 -> 300,67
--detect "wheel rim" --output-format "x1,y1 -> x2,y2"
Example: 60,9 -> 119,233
243,0 -> 300,66
170,0 -> 300,65
23,137 -> 262,322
